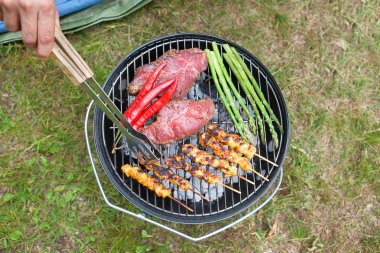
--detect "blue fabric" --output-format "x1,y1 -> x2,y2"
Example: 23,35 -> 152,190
0,0 -> 102,33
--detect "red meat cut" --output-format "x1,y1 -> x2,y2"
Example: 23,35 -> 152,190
128,49 -> 208,98
141,98 -> 215,144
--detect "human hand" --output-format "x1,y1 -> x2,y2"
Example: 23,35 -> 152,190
0,0 -> 58,58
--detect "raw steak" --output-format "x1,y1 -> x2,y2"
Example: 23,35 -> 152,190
141,98 -> 215,144
128,49 -> 208,98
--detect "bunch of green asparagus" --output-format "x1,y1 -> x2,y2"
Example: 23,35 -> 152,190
205,42 -> 282,148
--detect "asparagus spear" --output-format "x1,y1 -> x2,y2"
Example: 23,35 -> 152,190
209,51 -> 255,142
223,46 -> 279,148
223,53 -> 265,142
211,42 -> 257,135
205,49 -> 246,140
231,47 -> 283,133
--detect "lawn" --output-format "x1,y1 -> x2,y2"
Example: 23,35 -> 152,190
1,0 -> 379,252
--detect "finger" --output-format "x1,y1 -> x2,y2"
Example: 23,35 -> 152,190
2,9 -> 21,32
19,3 -> 38,48
36,1 -> 55,59
0,9 -> 3,21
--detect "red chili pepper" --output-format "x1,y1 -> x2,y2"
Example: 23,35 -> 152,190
132,78 -> 178,130
127,78 -> 177,123
123,62 -> 167,121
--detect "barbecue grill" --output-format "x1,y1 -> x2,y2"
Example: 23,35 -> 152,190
85,33 -> 289,241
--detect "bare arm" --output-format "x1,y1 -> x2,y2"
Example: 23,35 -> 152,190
0,0 -> 58,58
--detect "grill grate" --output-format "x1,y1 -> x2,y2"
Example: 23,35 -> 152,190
93,34 -> 289,224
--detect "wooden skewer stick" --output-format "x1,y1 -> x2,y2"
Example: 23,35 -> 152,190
238,175 -> 255,185
192,189 -> 210,202
217,182 -> 241,194
255,154 -> 278,167
247,168 -> 269,182
169,196 -> 193,212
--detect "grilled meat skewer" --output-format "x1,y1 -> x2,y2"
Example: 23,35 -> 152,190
166,155 -> 219,184
145,160 -> 209,202
181,144 -> 236,176
200,132 -> 251,170
207,124 -> 278,167
207,124 -> 255,157
181,144 -> 254,185
165,155 -> 241,194
121,164 -> 170,197
121,164 -> 193,212
200,132 -> 269,181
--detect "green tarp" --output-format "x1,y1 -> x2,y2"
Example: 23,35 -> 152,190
0,0 -> 150,44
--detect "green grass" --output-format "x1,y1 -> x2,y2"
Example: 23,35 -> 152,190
1,0 -> 379,252
290,221 -> 310,241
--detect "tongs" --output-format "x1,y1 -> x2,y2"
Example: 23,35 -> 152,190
51,26 -> 161,163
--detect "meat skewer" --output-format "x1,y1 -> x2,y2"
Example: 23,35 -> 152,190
199,132 -> 269,182
207,124 -> 278,167
121,164 -> 193,212
181,144 -> 255,185
165,155 -> 241,194
145,160 -> 210,202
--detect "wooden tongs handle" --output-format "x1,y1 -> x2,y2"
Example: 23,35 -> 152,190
51,26 -> 94,84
